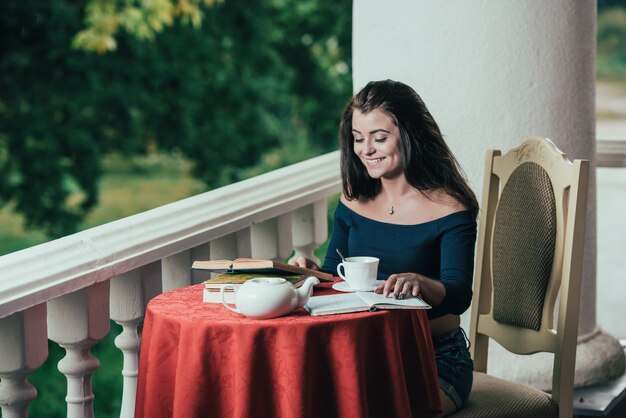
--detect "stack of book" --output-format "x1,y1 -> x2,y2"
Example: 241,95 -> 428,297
201,273 -> 305,303
192,258 -> 333,304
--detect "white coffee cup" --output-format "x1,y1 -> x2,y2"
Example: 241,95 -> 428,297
337,256 -> 380,291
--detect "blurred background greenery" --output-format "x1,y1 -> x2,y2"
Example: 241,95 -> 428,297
0,0 -> 351,242
2,1 -> 626,417
1,0 -> 350,416
597,0 -> 626,82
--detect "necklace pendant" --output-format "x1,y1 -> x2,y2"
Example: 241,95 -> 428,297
388,206 -> 394,215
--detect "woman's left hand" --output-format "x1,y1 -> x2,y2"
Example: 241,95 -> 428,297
376,273 -> 421,299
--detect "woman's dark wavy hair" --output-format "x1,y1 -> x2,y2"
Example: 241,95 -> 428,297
339,79 -> 479,217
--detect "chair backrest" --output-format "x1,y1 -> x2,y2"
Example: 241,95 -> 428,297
468,136 -> 589,416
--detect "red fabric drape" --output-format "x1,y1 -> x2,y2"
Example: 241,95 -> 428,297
135,280 -> 441,418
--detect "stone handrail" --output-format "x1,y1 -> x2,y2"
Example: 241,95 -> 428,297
597,138 -> 626,168
0,151 -> 341,418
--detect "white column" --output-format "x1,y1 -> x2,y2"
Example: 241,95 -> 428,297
0,304 -> 47,418
47,281 -> 110,418
353,0 -> 623,387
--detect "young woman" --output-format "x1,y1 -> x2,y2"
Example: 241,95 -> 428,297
294,79 -> 479,416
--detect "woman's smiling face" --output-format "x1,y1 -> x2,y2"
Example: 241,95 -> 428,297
351,108 -> 403,180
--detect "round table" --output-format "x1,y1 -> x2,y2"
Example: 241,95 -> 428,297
135,280 -> 441,418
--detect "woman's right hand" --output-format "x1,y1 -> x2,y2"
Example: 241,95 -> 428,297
291,256 -> 320,270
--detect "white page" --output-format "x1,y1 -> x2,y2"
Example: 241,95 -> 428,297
357,291 -> 430,309
304,293 -> 369,315
304,291 -> 430,316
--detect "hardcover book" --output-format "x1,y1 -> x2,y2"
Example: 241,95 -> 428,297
192,258 -> 333,282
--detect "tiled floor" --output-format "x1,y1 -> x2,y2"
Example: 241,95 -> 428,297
574,359 -> 626,417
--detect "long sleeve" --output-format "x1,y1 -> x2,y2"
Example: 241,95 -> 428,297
317,201 -> 477,319
432,218 -> 477,316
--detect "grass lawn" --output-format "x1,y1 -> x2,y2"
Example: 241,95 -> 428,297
0,153 -> 206,256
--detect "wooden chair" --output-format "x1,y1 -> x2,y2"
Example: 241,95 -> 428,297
452,136 -> 589,418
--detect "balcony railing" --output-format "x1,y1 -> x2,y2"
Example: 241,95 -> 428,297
0,138 -> 624,418
0,151 -> 341,418
597,138 -> 626,167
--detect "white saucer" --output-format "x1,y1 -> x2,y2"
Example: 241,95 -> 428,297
332,281 -> 384,293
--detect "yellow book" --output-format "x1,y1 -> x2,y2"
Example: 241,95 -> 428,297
192,258 -> 332,282
203,273 -> 309,304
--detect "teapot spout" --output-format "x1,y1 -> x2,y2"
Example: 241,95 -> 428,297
295,276 -> 320,308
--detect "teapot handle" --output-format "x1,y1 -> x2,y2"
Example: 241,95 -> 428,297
221,285 -> 240,313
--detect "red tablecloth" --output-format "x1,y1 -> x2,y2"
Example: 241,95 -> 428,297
135,279 -> 441,418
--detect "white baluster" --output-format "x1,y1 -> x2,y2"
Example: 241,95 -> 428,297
209,229 -> 253,263
110,262 -> 160,418
0,304 -> 47,418
209,234 -> 236,281
236,228 -> 253,258
190,244 -> 211,284
161,250 -> 191,292
47,281 -> 110,418
141,261 -> 162,311
277,213 -> 294,260
312,200 -> 329,250
250,215 -> 293,260
209,234 -> 238,261
290,200 -> 328,264
251,219 -> 277,259
110,270 -> 144,418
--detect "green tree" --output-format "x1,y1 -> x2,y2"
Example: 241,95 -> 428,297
597,3 -> 626,80
0,0 -> 352,238
598,0 -> 625,12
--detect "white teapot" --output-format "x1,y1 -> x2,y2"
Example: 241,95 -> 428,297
221,276 -> 320,319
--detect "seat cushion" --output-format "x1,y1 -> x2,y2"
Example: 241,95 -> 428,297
451,372 -> 558,418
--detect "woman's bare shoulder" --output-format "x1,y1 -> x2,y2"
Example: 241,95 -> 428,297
340,193 -> 362,209
340,193 -> 371,215
424,190 -> 468,217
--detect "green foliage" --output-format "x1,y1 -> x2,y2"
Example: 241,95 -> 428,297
598,0 -> 626,12
0,151 -> 204,256
73,0 -> 223,53
1,1 -> 110,237
597,6 -> 626,80
0,0 -> 352,238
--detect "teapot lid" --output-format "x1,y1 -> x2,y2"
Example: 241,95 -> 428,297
247,277 -> 287,285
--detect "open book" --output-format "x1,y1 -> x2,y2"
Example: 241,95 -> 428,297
304,292 -> 431,316
192,258 -> 333,282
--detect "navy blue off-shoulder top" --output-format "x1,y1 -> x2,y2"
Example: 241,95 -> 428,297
321,201 -> 477,319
